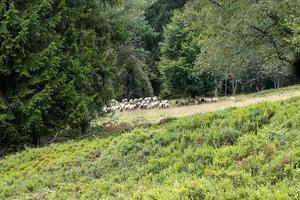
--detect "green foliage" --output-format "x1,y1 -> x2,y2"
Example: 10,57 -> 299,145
1,97 -> 300,199
0,0 -> 121,145
145,0 -> 188,34
159,0 -> 300,97
159,7 -> 217,97
101,0 -> 157,98
144,0 -> 188,95
1,0 -> 187,147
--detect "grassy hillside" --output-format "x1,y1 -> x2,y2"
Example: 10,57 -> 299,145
1,97 -> 300,199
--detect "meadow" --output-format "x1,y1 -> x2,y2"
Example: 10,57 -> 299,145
94,85 -> 300,126
1,95 -> 300,199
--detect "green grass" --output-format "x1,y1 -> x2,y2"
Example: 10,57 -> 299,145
1,97 -> 300,199
221,84 -> 300,99
254,84 -> 300,96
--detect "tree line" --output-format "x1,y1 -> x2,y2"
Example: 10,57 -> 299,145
0,0 -> 186,147
159,0 -> 300,97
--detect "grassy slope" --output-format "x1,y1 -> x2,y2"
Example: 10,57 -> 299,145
1,97 -> 300,199
254,84 -> 300,96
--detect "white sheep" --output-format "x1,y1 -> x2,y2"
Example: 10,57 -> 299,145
150,101 -> 160,108
204,98 -> 212,103
212,98 -> 219,102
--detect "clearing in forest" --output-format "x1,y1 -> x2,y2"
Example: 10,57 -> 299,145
112,85 -> 300,125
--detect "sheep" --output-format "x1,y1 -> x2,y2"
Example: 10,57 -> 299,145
204,98 -> 212,103
139,102 -> 149,109
159,100 -> 169,109
150,101 -> 160,108
158,102 -> 164,108
124,104 -> 131,110
175,100 -> 185,106
145,104 -> 152,109
102,106 -> 110,113
144,97 -> 152,101
110,99 -> 119,106
111,106 -> 120,111
200,98 -> 206,103
152,96 -> 158,102
104,96 -> 173,112
194,99 -> 200,105
212,97 -> 219,102
128,104 -> 136,110
161,103 -> 169,108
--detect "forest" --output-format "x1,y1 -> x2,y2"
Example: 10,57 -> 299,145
1,0 -> 300,147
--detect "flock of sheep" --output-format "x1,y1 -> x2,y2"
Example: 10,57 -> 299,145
102,96 -> 229,113
103,96 -> 169,112
175,97 -> 219,106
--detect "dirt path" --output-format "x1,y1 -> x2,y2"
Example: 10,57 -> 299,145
116,90 -> 300,124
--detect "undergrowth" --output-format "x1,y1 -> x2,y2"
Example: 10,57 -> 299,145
1,98 -> 300,199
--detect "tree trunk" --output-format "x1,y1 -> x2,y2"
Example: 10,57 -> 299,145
273,77 -> 281,89
273,77 -> 279,89
31,132 -> 40,147
214,88 -> 218,97
232,80 -> 237,96
224,70 -> 228,95
256,86 -> 260,92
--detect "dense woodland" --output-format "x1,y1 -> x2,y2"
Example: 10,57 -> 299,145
160,0 -> 300,97
1,0 -> 300,147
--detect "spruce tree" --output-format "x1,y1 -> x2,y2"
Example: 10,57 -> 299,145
0,0 -> 117,146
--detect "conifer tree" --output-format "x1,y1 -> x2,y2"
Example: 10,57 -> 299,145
0,0 -> 118,145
